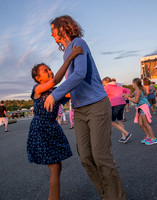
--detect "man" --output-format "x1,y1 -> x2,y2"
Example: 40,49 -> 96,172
0,100 -> 8,132
44,15 -> 126,200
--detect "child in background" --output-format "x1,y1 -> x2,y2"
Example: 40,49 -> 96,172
57,104 -> 63,125
123,78 -> 157,145
61,104 -> 67,125
122,99 -> 130,122
69,99 -> 74,129
57,104 -> 67,125
143,77 -> 156,115
27,46 -> 83,200
151,82 -> 157,107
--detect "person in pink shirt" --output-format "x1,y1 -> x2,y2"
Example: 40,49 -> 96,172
102,77 -> 132,143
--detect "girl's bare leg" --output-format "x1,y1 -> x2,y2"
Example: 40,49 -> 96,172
138,115 -> 149,137
141,115 -> 155,139
48,162 -> 62,200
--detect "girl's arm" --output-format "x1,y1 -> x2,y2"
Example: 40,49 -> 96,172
122,92 -> 134,98
128,90 -> 142,104
129,93 -> 135,98
54,45 -> 83,85
35,46 -> 83,95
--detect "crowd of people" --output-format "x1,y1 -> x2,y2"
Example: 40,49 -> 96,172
102,77 -> 157,145
1,15 -> 157,200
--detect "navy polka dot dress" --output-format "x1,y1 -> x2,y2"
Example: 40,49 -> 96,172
27,86 -> 72,165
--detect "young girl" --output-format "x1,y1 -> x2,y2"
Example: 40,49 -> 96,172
143,77 -> 156,115
27,46 -> 83,200
69,99 -> 74,129
123,78 -> 157,145
57,104 -> 63,125
57,104 -> 67,125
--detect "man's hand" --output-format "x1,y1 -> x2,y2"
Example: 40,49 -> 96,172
44,94 -> 55,112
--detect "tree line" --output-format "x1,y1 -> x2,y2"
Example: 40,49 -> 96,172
4,100 -> 33,111
122,84 -> 134,93
3,85 -> 134,112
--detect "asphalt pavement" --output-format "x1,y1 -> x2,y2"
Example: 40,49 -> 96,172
0,107 -> 157,200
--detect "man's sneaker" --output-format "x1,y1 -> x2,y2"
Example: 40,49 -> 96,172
123,133 -> 132,143
141,137 -> 150,144
145,138 -> 157,145
119,138 -> 125,143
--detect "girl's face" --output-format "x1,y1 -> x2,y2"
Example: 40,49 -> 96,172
132,81 -> 136,89
36,65 -> 54,83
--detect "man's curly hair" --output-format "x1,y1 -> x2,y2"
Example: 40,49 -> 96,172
50,15 -> 84,51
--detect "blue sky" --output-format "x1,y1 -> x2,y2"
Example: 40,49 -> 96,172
0,0 -> 157,100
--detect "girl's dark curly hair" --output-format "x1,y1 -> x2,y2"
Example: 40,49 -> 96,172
32,63 -> 51,83
50,15 -> 84,51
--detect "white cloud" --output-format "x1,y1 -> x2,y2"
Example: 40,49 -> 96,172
0,93 -> 31,101
0,0 -> 81,99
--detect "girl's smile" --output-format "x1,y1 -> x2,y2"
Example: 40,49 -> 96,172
37,65 -> 54,83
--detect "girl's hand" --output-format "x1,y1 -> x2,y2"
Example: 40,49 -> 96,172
69,45 -> 83,60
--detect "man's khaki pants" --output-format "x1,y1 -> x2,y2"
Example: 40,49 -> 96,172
74,96 -> 126,200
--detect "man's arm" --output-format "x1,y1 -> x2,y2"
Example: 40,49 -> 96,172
44,39 -> 88,111
52,40 -> 88,101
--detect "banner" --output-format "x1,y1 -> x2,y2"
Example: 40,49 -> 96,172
140,55 -> 157,79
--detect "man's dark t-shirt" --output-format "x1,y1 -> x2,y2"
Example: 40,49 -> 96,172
0,106 -> 6,117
